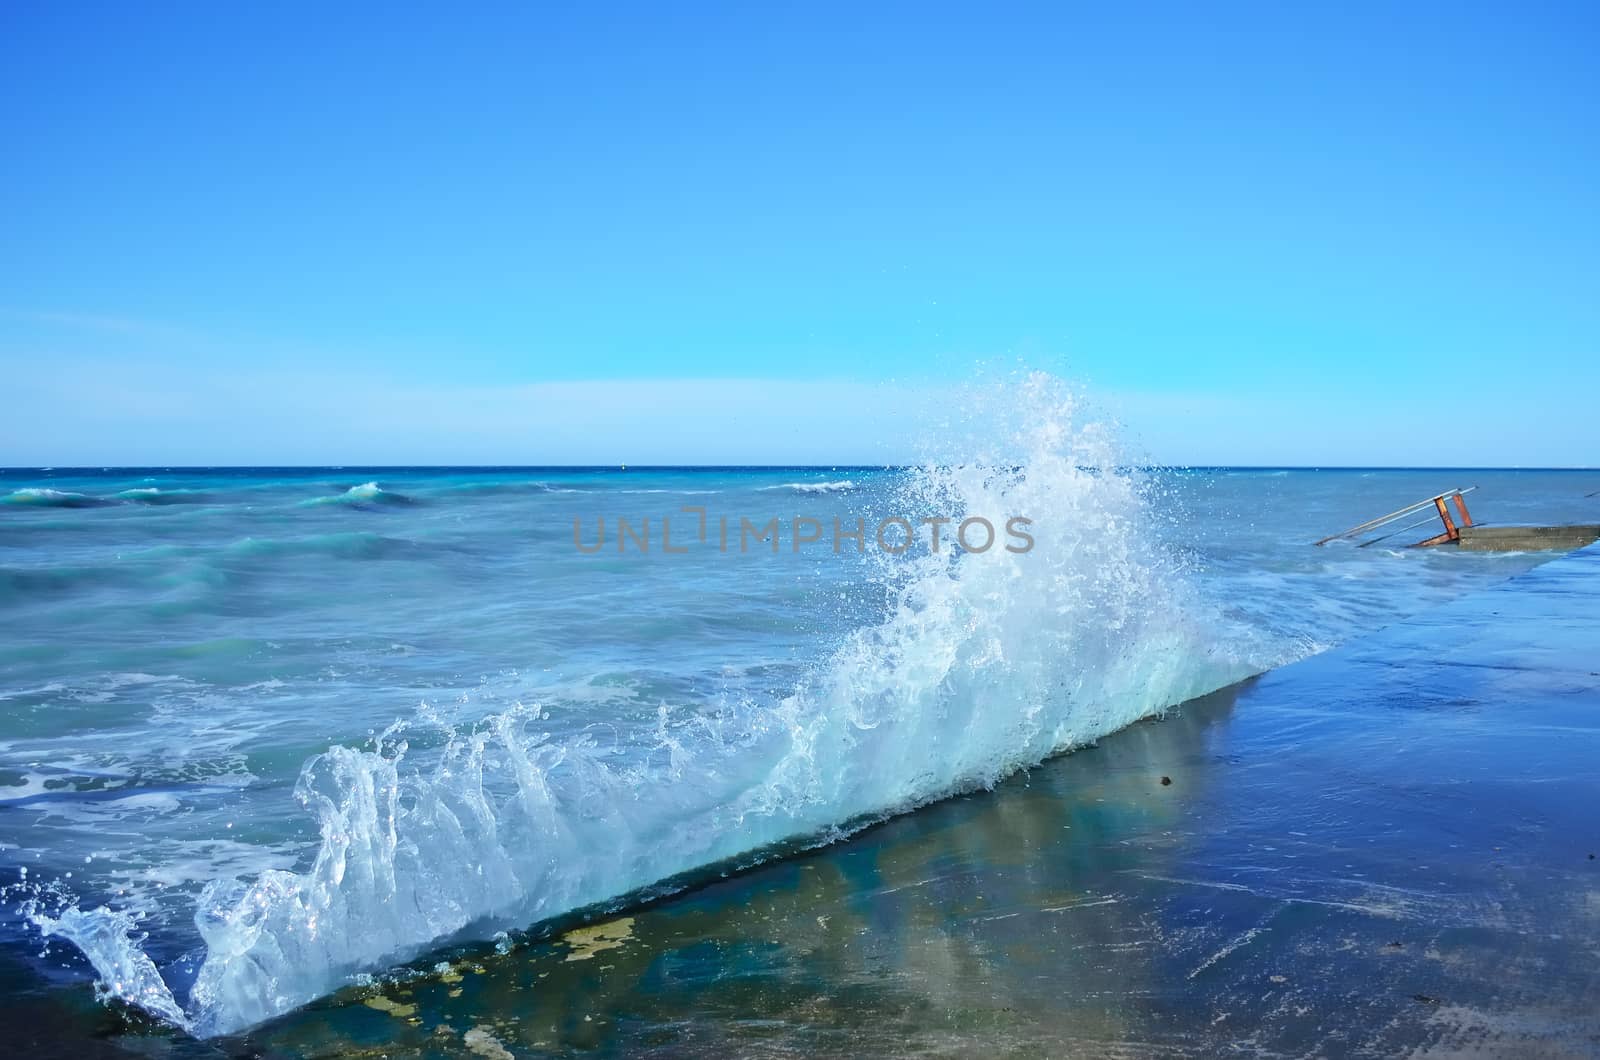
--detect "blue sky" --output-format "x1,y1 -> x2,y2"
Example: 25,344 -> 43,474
2,2 -> 1596,465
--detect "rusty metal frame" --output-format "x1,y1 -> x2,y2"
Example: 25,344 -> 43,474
1313,487 -> 1478,548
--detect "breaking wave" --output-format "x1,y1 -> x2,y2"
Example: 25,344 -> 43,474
301,482 -> 417,508
32,372 -> 1263,1036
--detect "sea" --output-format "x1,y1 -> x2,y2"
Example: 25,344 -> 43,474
1,381 -> 1596,1046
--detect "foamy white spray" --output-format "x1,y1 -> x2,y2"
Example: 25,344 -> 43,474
36,372 -> 1260,1035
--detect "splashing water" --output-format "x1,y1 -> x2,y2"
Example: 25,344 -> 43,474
32,373 -> 1260,1036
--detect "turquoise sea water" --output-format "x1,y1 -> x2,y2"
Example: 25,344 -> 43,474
2,444 -> 1596,1037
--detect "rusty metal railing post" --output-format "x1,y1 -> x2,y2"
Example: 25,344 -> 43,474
1433,495 -> 1460,542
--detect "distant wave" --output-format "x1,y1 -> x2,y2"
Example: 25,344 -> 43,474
0,533 -> 432,606
224,531 -> 431,561
3,486 -> 212,509
302,482 -> 418,508
115,487 -> 213,506
3,488 -> 113,509
432,481 -> 563,498
463,485 -> 721,495
611,488 -> 722,495
439,483 -> 719,496
760,480 -> 857,494
0,565 -> 128,600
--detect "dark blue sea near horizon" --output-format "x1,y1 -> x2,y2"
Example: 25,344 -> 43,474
2,415 -> 1597,1042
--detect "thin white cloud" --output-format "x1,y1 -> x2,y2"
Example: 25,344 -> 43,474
1,354 -> 1594,468
0,361 -> 954,465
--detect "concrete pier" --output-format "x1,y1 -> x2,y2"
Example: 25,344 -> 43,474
1457,523 -> 1600,551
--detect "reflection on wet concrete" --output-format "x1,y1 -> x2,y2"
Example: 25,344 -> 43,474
248,691 -> 1231,1058
15,546 -> 1600,1057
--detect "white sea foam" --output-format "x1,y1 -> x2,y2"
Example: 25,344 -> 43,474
0,772 -> 60,803
35,372 -> 1261,1035
761,479 -> 857,494
344,482 -> 385,502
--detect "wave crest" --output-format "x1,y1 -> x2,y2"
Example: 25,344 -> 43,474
3,488 -> 112,508
302,482 -> 417,508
